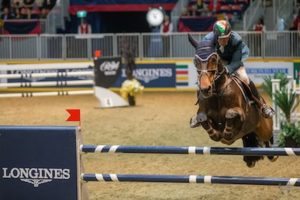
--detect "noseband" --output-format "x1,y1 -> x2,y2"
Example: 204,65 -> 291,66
194,53 -> 226,96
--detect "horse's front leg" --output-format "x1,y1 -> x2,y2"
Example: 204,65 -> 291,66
223,107 -> 245,140
197,112 -> 222,141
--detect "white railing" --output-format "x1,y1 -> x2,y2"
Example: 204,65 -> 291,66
0,32 -> 299,60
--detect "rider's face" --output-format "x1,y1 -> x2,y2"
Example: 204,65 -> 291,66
217,37 -> 230,47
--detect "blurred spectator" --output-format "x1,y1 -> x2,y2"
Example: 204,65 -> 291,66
78,19 -> 92,34
290,9 -> 300,31
23,0 -> 35,19
1,7 -> 13,20
160,15 -> 172,57
253,18 -> 265,56
20,7 -> 29,19
37,0 -> 56,18
160,15 -> 173,34
208,0 -> 221,14
196,0 -> 209,16
253,17 -> 265,32
277,18 -> 285,31
12,0 -> 23,10
40,7 -> 48,18
42,0 -> 56,11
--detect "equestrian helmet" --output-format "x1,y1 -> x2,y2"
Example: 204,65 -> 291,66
213,20 -> 232,39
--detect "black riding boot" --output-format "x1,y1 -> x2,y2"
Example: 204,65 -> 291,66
249,81 -> 274,118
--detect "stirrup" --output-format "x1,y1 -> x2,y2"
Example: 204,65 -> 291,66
261,104 -> 275,118
190,115 -> 201,128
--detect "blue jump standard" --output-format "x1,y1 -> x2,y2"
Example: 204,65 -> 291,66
81,174 -> 300,187
80,145 -> 300,156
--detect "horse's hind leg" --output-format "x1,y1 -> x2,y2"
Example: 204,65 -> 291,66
242,132 -> 263,168
265,137 -> 279,162
223,107 -> 244,140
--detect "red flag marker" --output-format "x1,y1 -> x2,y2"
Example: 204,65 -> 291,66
66,109 -> 81,126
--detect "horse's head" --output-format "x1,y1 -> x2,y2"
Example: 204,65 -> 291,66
188,34 -> 225,98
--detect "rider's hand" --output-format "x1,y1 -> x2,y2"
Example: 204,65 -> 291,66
224,66 -> 230,75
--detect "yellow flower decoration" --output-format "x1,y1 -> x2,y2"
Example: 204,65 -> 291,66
120,79 -> 144,99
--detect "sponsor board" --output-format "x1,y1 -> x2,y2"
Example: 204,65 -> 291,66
244,62 -> 293,85
184,61 -> 294,88
0,126 -> 79,200
176,63 -> 197,88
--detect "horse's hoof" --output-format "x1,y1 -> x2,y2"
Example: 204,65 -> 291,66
223,131 -> 233,140
246,161 -> 256,168
209,133 -> 221,141
190,116 -> 201,128
268,155 -> 279,162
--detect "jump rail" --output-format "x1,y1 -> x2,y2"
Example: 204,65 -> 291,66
80,145 -> 300,156
0,71 -> 93,79
81,174 -> 300,187
0,80 -> 94,88
0,90 -> 94,98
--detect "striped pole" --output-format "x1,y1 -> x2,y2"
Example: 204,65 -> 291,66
0,80 -> 94,88
0,90 -> 94,98
80,145 -> 300,156
0,71 -> 93,79
81,174 -> 300,187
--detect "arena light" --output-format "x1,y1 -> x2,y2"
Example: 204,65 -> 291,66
77,10 -> 87,18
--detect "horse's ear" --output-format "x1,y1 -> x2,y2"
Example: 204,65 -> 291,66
188,34 -> 198,49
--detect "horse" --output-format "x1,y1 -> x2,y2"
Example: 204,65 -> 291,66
188,34 -> 277,167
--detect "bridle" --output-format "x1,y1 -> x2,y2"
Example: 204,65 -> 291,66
194,52 -> 226,97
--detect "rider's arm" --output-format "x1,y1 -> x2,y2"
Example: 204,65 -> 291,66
202,32 -> 214,41
226,41 -> 244,74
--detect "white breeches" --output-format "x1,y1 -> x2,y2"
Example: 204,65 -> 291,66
236,66 -> 250,84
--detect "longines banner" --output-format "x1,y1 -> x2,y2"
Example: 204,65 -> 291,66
114,63 -> 176,87
0,126 -> 79,200
94,57 -> 176,88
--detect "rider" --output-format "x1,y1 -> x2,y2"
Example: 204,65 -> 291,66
190,20 -> 274,128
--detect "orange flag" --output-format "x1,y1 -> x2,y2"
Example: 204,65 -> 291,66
66,109 -> 81,122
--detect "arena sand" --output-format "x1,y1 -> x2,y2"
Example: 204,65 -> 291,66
0,92 -> 299,200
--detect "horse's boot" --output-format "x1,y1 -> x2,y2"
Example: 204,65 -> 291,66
249,81 -> 275,118
190,114 -> 202,128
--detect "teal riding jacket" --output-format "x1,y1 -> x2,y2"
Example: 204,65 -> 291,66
202,31 -> 249,74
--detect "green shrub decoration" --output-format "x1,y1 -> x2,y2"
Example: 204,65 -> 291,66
262,72 -> 300,147
278,122 -> 300,147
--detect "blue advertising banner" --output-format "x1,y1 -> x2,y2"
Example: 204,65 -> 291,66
0,126 -> 79,200
113,63 -> 176,88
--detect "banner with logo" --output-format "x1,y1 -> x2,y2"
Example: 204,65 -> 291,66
114,63 -> 176,88
0,126 -> 79,200
94,57 -> 122,88
93,59 -> 176,88
244,62 -> 293,85
294,62 -> 300,84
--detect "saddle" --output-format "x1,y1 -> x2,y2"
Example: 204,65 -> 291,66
231,75 -> 266,109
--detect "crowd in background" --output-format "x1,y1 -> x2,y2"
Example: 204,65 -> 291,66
1,0 -> 56,20
0,0 -> 300,34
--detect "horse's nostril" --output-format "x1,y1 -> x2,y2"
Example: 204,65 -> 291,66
202,86 -> 211,92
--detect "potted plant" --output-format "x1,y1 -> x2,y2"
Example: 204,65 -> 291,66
262,73 -> 300,147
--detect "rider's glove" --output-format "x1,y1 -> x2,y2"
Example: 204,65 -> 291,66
224,66 -> 230,75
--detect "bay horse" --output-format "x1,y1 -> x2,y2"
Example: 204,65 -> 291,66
188,34 -> 276,167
